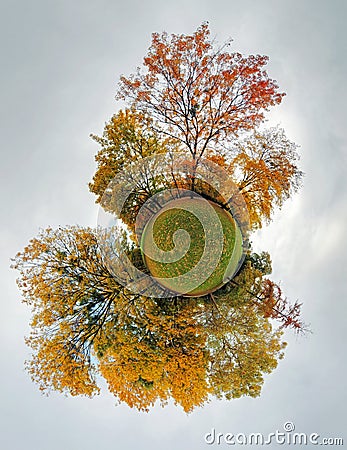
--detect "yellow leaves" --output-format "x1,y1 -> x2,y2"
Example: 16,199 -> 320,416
94,298 -> 210,413
13,224 -> 291,412
92,290 -> 286,413
26,334 -> 99,397
10,20 -> 304,415
228,127 -> 303,229
13,225 -> 126,397
89,108 -> 167,209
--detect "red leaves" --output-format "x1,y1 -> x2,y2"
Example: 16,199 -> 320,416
259,279 -> 306,332
116,23 -> 285,158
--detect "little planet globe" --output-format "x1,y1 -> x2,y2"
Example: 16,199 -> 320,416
140,196 -> 243,297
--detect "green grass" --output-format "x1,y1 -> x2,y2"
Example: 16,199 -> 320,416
140,197 -> 243,297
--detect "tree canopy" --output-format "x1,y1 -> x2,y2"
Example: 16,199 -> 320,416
117,23 -> 284,160
89,108 -> 167,205
13,23 -> 306,413
13,226 -> 298,413
89,24 -> 302,229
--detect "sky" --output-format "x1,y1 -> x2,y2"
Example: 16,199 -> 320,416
1,0 -> 346,448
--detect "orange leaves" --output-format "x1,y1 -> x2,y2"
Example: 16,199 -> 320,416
116,23 -> 285,158
228,127 -> 303,229
12,226 -> 125,397
257,279 -> 306,332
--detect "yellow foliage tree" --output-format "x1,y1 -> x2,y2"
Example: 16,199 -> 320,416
228,127 -> 303,228
97,298 -> 209,413
89,108 -> 176,229
13,227 -> 292,412
12,226 -> 127,397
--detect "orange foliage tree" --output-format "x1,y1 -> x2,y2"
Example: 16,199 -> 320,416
116,23 -> 284,161
87,23 -> 301,229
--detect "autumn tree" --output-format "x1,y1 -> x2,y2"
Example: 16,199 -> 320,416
192,252 -> 307,399
13,24 -> 306,414
88,24 -> 301,231
89,108 -> 167,201
12,227 -> 301,412
98,292 -> 287,411
116,23 -> 284,162
12,227 -> 214,409
203,295 -> 285,400
89,108 -> 184,230
97,298 -> 210,413
12,226 -> 131,396
228,127 -> 303,228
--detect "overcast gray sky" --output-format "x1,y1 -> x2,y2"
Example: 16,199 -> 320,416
1,0 -> 346,449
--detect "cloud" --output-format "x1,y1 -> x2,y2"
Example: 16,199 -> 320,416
1,0 -> 346,448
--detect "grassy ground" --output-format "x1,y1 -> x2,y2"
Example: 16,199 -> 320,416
140,197 -> 243,297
